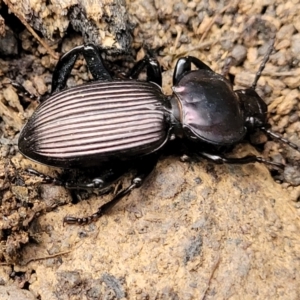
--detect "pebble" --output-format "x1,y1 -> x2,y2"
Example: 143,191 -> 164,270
0,27 -> 18,56
291,33 -> 300,59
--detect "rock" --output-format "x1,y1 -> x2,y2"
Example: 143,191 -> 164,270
0,286 -> 35,300
19,153 -> 300,299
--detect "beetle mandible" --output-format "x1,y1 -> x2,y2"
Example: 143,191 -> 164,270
18,43 -> 300,225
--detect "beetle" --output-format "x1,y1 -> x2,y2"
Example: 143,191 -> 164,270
17,43 -> 300,225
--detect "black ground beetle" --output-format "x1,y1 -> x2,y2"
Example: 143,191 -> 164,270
17,43 -> 300,225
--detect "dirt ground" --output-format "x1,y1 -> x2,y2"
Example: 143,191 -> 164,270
1,0 -> 300,299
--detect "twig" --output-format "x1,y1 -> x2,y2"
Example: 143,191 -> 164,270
0,250 -> 71,266
22,250 -> 71,265
200,255 -> 221,300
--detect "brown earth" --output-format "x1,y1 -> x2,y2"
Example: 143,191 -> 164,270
0,0 -> 300,299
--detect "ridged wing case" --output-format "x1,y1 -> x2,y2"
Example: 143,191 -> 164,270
19,80 -> 168,168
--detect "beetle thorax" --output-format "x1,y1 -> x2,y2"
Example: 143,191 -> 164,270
171,70 -> 246,145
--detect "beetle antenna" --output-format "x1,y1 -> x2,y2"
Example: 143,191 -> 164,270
251,39 -> 275,90
260,127 -> 300,152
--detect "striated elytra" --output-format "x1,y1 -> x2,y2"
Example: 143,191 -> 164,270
19,80 -> 168,168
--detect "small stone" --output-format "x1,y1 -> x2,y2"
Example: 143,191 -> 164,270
33,76 -> 48,95
0,27 -> 18,56
231,44 -> 247,65
291,33 -> 300,59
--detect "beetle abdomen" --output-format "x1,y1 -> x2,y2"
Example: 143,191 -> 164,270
19,80 -> 168,168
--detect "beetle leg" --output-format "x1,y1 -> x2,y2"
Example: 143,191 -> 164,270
63,177 -> 142,225
127,56 -> 162,87
26,166 -> 129,190
199,152 -> 285,169
11,82 -> 41,101
64,168 -> 127,190
51,45 -> 84,93
173,56 -> 212,85
26,168 -> 64,185
63,156 -> 158,225
81,44 -> 112,81
51,44 -> 112,93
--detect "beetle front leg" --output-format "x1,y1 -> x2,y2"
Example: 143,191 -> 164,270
199,152 -> 285,169
64,156 -> 158,225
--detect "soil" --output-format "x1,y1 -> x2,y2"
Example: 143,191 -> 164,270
1,0 -> 300,299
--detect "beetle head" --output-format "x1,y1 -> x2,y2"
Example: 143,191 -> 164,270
235,88 -> 268,131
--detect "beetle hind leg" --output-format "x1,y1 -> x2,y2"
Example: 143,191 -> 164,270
63,156 -> 158,225
25,168 -> 64,185
63,177 -> 142,225
11,82 -> 41,101
81,44 -> 112,82
127,56 -> 162,87
51,44 -> 112,93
